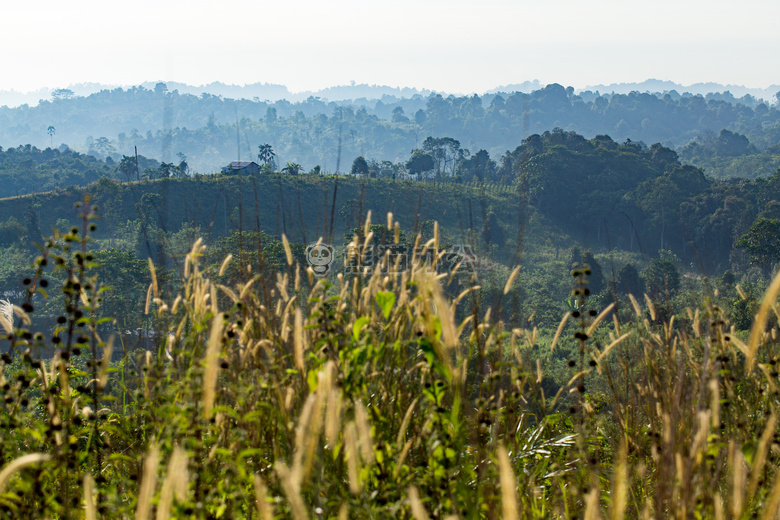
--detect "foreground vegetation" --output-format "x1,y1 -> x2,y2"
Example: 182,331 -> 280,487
2,203 -> 780,519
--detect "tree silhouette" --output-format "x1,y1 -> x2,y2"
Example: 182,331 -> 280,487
736,218 -> 780,275
405,151 -> 434,179
350,156 -> 368,176
258,144 -> 275,166
47,126 -> 56,148
119,156 -> 138,182
281,162 -> 302,175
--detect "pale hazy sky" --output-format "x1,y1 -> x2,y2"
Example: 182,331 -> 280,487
2,0 -> 778,93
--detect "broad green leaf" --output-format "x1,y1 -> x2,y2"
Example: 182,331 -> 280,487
433,316 -> 442,341
375,291 -> 396,319
307,369 -> 319,392
742,441 -> 757,466
419,338 -> 436,366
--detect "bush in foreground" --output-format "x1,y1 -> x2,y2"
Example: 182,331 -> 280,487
1,204 -> 780,519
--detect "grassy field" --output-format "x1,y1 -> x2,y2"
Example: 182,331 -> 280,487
1,200 -> 780,519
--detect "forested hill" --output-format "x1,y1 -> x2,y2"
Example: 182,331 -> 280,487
0,173 -> 521,260
0,145 -> 158,199
500,130 -> 780,274
3,83 -> 780,175
3,129 -> 779,279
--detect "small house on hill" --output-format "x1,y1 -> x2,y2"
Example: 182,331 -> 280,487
222,161 -> 260,175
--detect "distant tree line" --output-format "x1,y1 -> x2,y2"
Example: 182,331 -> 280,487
2,83 -> 779,176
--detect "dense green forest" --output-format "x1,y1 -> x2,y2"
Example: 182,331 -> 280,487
2,127 -> 778,338
3,83 -> 780,177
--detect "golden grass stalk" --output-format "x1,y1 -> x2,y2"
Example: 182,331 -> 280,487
253,475 -> 275,520
584,487 -> 603,520
83,474 -> 96,520
433,221 -> 439,269
276,461 -> 309,520
759,464 -> 780,520
0,453 -> 51,494
344,422 -> 362,494
628,294 -> 642,318
497,444 -> 520,520
727,334 -> 750,357
354,400 -> 374,463
98,336 -> 113,391
609,441 -> 628,520
282,233 -> 293,266
503,266 -> 521,295
714,495 -> 724,520
747,268 -> 780,371
135,445 -> 160,520
80,287 -> 91,307
301,392 -> 326,482
217,284 -> 239,303
156,446 -> 189,520
692,308 -> 701,337
396,399 -> 418,446
56,357 -> 71,405
747,412 -> 778,499
11,304 -> 31,326
325,388 -> 342,446
294,307 -> 304,371
394,440 -> 413,479
148,258 -> 158,298
409,486 -> 432,520
364,210 -> 372,236
144,284 -> 153,315
587,302 -> 615,338
0,299 -> 13,334
643,294 -> 656,321
416,270 -> 458,361
292,394 -> 316,478
729,440 -> 747,518
597,333 -> 630,362
218,254 -> 233,276
612,310 -> 621,336
550,312 -> 571,352
709,379 -> 720,431
690,411 -> 712,467
202,310 -> 225,420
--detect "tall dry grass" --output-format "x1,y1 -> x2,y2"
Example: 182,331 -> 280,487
1,208 -> 780,518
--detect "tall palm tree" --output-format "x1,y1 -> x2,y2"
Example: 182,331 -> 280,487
257,144 -> 275,166
47,126 -> 56,148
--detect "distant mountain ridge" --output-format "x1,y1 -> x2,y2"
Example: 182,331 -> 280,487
0,82 -> 435,108
579,79 -> 780,100
2,79 -> 777,108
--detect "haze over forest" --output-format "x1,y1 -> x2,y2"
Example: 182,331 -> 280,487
2,79 -> 780,179
2,79 -> 779,108
6,55 -> 780,520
